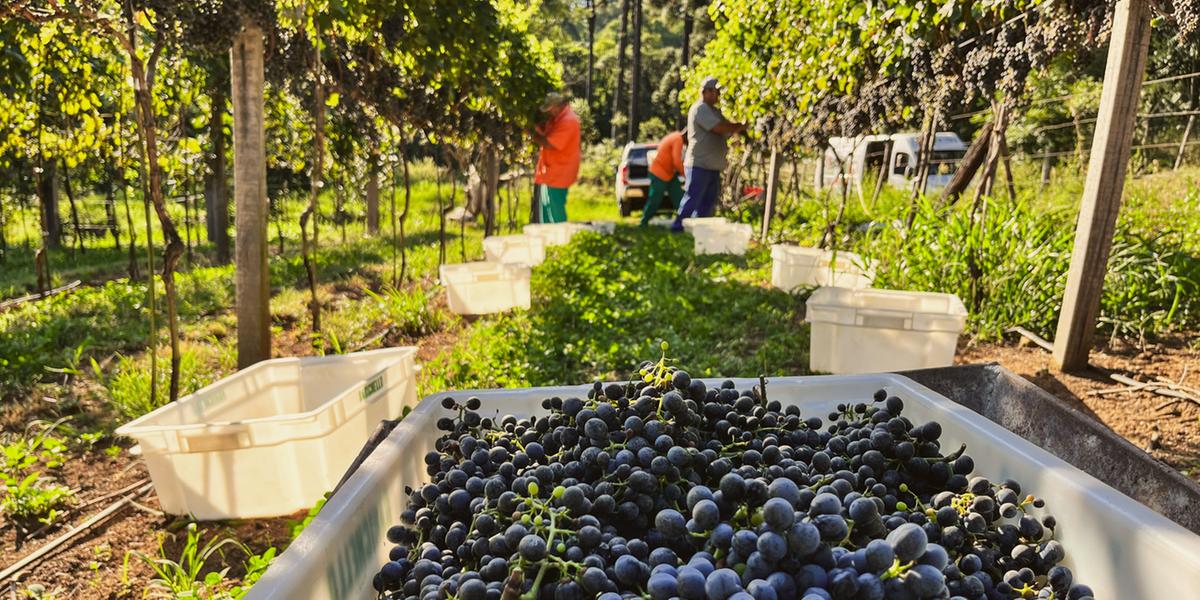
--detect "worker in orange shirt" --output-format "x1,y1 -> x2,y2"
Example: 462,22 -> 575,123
640,130 -> 687,227
533,93 -> 582,223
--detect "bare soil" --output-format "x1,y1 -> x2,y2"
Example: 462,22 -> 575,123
957,335 -> 1200,482
0,386 -> 297,597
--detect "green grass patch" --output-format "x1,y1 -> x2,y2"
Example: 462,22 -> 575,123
419,226 -> 811,394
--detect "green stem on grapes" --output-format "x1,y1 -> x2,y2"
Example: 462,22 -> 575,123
879,557 -> 914,581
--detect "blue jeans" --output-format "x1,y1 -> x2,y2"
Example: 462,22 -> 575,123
671,166 -> 720,231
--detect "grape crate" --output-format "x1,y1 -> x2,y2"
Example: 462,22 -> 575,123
373,348 -> 1092,600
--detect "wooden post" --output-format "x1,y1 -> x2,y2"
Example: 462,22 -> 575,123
232,22 -> 271,368
366,153 -> 380,234
611,0 -> 629,141
627,0 -> 643,142
939,121 -> 993,205
1174,114 -> 1194,170
760,147 -> 781,242
206,86 -> 230,264
1052,0 -> 1150,371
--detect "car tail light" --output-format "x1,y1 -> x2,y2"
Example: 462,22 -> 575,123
621,165 -> 630,185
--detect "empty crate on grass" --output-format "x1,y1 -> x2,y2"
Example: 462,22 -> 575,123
114,347 -> 418,520
522,223 -> 587,247
439,262 -> 531,315
482,234 -> 546,267
682,216 -> 728,232
692,221 -> 752,255
771,244 -> 876,291
581,220 -> 616,235
806,287 -> 967,374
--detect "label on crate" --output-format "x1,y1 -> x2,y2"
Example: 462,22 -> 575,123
360,373 -> 385,402
325,502 -> 384,597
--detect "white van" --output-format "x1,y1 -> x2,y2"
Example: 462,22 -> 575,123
816,132 -> 968,193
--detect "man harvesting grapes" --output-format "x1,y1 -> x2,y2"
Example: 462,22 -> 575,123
640,130 -> 687,227
671,77 -> 747,232
533,92 -> 582,224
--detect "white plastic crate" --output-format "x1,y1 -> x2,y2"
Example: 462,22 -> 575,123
581,220 -> 616,235
248,374 -> 1200,599
114,347 -> 418,520
439,262 -> 531,315
482,234 -> 546,267
771,244 -> 876,291
806,287 -> 967,374
682,216 -> 728,233
522,223 -> 589,247
692,221 -> 752,255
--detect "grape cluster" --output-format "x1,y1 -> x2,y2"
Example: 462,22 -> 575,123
375,348 -> 1093,600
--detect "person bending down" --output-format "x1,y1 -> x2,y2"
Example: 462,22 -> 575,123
641,130 -> 687,227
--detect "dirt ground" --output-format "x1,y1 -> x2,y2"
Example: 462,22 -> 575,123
958,335 -> 1200,483
0,383 -> 298,599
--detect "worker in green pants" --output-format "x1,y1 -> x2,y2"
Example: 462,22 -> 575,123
641,130 -> 687,226
533,93 -> 581,223
538,185 -> 569,223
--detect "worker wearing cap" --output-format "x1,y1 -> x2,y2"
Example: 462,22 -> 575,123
672,77 -> 747,232
533,92 -> 582,223
640,130 -> 687,227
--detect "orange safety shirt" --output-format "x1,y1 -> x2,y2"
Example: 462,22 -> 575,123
534,106 -> 582,189
649,131 -> 685,181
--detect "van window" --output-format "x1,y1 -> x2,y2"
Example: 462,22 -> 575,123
893,152 -> 910,176
626,147 -> 652,162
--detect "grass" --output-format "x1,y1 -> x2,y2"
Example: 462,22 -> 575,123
418,227 -> 811,395
101,342 -> 237,421
0,419 -> 78,534
135,522 -> 267,600
1,161 -> 627,421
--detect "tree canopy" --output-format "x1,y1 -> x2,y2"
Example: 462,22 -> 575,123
694,0 -> 1200,151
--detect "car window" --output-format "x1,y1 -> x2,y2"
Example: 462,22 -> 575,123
626,147 -> 651,162
893,152 -> 910,176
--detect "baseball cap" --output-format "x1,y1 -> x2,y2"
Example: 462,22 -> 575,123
700,77 -> 721,92
540,92 -> 567,111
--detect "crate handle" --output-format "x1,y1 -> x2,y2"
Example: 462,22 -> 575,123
182,430 -> 248,453
856,309 -> 911,330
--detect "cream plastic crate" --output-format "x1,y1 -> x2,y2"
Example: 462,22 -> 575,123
771,244 -> 876,291
114,347 -> 418,520
682,216 -> 728,233
581,220 -> 616,235
482,234 -> 546,267
248,374 -> 1200,599
806,287 -> 967,374
522,223 -> 588,247
440,262 -> 531,315
692,221 -> 752,255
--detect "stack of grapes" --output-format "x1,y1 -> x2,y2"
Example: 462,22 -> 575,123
375,350 -> 1093,600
